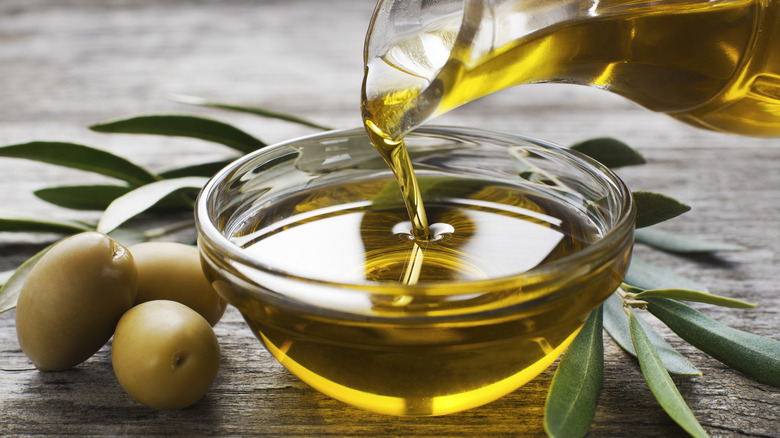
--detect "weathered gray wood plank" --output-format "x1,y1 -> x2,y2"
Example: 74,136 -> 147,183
1,1 -> 778,436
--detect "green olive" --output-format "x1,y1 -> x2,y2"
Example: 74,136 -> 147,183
112,300 -> 220,410
129,242 -> 227,326
15,231 -> 138,371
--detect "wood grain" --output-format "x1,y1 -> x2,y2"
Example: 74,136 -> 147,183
1,1 -> 778,436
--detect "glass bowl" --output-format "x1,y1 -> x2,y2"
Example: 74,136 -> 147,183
195,126 -> 635,416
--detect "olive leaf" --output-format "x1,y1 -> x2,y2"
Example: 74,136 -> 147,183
97,177 -> 208,234
569,137 -> 646,168
0,270 -> 12,288
635,228 -> 746,253
0,209 -> 94,234
169,94 -> 333,131
159,158 -> 237,179
0,141 -> 158,186
645,297 -> 780,387
633,191 -> 691,229
634,289 -> 756,309
34,185 -> 195,213
629,312 -> 710,438
603,294 -> 701,376
544,307 -> 604,438
89,115 -> 266,153
34,185 -> 134,211
0,243 -> 55,313
625,258 -> 708,293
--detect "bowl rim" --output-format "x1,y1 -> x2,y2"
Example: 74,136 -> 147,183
195,125 -> 635,295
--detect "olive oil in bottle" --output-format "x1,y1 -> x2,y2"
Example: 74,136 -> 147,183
363,0 -> 780,139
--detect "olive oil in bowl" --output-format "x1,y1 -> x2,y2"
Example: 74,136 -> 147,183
196,127 -> 635,415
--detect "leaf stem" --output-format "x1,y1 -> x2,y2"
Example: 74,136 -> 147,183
616,287 -> 648,310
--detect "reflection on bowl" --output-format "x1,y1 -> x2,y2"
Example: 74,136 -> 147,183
196,126 -> 635,416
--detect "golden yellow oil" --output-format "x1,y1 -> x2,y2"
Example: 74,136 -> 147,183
363,127 -> 432,242
362,0 -> 780,139
222,175 -> 626,415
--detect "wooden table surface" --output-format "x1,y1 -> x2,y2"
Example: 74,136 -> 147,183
1,1 -> 778,436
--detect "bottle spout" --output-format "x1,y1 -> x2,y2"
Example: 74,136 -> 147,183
361,0 -> 464,141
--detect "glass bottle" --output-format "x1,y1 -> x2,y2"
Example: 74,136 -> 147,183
362,0 -> 780,140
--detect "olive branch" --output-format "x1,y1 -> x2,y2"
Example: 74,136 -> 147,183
0,96 -> 778,438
